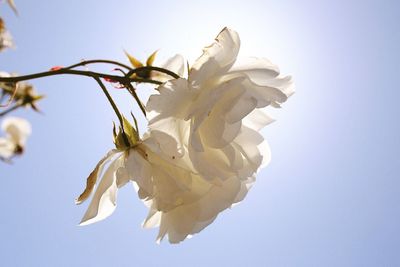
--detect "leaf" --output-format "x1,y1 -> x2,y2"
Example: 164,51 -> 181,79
146,50 -> 158,66
124,50 -> 143,68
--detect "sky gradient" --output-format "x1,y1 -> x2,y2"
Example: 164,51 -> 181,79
1,0 -> 399,266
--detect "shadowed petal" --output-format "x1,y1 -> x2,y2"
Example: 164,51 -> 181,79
79,154 -> 124,226
75,149 -> 119,205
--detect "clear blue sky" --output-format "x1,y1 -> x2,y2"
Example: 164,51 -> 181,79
1,0 -> 399,266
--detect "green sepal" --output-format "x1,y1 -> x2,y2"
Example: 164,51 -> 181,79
131,112 -> 139,136
122,115 -> 139,145
112,121 -> 117,142
146,50 -> 158,66
112,115 -> 139,150
24,94 -> 45,113
124,50 -> 143,68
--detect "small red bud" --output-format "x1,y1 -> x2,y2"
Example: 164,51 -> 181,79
50,66 -> 63,71
104,77 -> 116,83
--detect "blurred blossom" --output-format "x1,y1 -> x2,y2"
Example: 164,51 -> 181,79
0,116 -> 31,160
0,18 -> 14,52
0,71 -> 44,112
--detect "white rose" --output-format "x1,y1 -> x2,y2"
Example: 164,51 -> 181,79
126,131 -> 257,243
78,27 -> 294,244
147,27 -> 294,182
143,27 -> 294,242
78,129 -> 256,243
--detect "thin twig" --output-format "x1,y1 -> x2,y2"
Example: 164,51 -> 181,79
93,77 -> 130,147
64,59 -> 134,71
126,66 -> 180,79
125,83 -> 146,117
0,84 -> 18,108
0,103 -> 23,117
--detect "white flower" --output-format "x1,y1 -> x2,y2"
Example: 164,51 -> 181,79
77,129 -> 254,243
78,27 -> 294,244
151,54 -> 185,83
147,27 -> 294,182
143,27 -> 294,241
127,131 -> 258,243
0,117 -> 31,160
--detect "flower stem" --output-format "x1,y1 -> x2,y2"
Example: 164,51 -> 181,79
64,59 -> 134,71
124,83 -> 146,117
0,59 -> 179,121
0,103 -> 23,117
0,69 -> 163,85
126,66 -> 180,79
93,77 -> 130,147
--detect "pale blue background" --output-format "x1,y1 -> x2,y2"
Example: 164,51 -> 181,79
1,0 -> 399,266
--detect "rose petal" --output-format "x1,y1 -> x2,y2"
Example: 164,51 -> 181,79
79,153 -> 124,226
189,27 -> 240,87
75,149 -> 119,205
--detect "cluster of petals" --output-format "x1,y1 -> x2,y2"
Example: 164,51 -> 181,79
1,71 -> 42,112
0,0 -> 18,52
0,18 -> 14,52
0,117 -> 31,160
78,27 -> 294,243
0,71 -> 36,96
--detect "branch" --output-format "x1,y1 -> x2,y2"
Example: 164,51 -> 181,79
126,66 -> 180,79
125,83 -> 146,117
93,77 -> 130,147
0,68 -> 163,85
0,103 -> 23,117
64,59 -> 134,71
